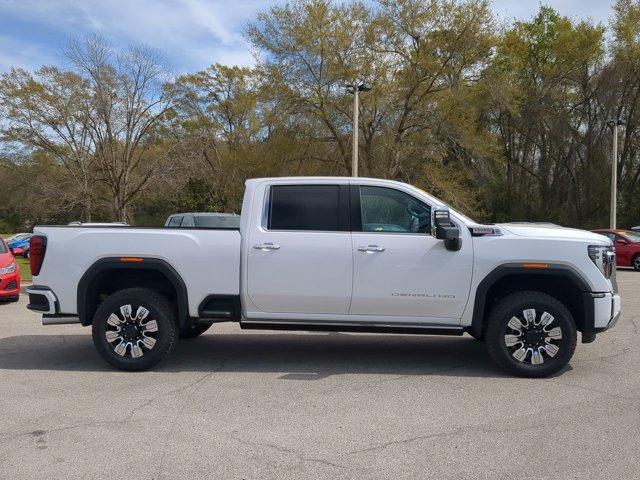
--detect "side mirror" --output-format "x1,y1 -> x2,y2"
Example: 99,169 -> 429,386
616,239 -> 628,245
433,209 -> 462,251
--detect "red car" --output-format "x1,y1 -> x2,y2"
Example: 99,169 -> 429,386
0,237 -> 20,302
593,229 -> 640,271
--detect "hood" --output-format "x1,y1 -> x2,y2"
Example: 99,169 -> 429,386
0,252 -> 15,268
498,222 -> 611,244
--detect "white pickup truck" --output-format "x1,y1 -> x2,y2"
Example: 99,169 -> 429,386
26,177 -> 621,377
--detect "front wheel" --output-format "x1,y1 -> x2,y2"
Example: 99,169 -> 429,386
485,291 -> 577,378
632,254 -> 640,271
92,288 -> 177,371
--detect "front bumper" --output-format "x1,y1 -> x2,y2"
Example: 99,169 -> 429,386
0,272 -> 20,298
582,292 -> 621,342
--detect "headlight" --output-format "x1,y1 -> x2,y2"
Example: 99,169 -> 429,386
588,245 -> 615,279
0,263 -> 17,275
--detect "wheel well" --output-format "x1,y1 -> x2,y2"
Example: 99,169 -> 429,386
78,258 -> 189,327
480,274 -> 585,334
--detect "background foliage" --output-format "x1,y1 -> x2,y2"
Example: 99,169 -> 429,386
1,0 -> 640,229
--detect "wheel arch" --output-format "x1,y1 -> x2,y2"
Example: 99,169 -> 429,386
77,257 -> 189,327
470,263 -> 593,340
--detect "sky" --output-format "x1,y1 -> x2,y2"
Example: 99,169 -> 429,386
0,0 -> 617,75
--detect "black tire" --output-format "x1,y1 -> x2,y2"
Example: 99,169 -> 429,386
92,288 -> 177,371
179,321 -> 213,339
632,254 -> 640,272
485,291 -> 577,378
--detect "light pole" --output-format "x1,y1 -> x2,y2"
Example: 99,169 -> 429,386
608,120 -> 625,229
346,81 -> 371,177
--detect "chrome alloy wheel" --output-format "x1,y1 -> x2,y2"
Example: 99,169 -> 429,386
105,304 -> 158,358
503,308 -> 562,365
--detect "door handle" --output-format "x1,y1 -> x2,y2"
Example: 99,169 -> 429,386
358,245 -> 385,253
253,242 -> 280,251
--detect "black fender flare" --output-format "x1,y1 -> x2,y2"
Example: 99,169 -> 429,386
469,263 -> 592,339
77,257 -> 189,327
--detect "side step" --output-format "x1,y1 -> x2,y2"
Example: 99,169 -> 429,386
197,295 -> 241,321
239,321 -> 464,336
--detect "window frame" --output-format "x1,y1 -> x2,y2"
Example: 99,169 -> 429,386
350,184 -> 433,235
264,184 -> 350,233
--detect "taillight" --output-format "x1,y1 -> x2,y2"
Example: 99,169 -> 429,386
30,235 -> 47,276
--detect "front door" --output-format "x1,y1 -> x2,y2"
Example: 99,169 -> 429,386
246,183 -> 353,315
349,185 -> 473,323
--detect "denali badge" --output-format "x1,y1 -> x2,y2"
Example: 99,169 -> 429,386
391,292 -> 456,299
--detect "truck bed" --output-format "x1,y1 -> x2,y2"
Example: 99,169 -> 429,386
33,226 -> 241,317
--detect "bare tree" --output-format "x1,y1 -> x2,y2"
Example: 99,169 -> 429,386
66,35 -> 174,221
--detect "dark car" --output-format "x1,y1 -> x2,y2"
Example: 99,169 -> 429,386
593,229 -> 640,271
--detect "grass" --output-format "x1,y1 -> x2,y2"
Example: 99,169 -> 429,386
1,233 -> 32,283
16,256 -> 32,283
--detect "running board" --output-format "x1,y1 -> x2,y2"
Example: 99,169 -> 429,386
239,321 -> 464,336
42,315 -> 81,325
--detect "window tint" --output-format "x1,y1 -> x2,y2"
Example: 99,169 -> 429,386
167,216 -> 182,227
269,185 -> 340,231
359,186 -> 431,234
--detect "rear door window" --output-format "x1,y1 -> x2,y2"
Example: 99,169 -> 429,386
268,185 -> 343,231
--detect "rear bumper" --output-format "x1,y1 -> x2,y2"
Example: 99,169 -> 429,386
26,286 -> 58,313
26,286 -> 80,325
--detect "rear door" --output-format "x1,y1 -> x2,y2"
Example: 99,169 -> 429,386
246,183 -> 353,314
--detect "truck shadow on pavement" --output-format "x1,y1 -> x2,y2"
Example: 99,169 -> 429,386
0,332 -> 522,378
0,331 -> 520,381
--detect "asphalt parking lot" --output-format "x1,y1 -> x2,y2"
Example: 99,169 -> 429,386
1,272 -> 639,480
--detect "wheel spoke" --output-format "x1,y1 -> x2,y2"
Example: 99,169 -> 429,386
543,343 -> 559,357
142,319 -> 158,333
107,313 -> 123,327
141,335 -> 156,350
539,311 -> 554,327
131,343 -> 143,358
135,306 -> 149,321
114,341 -> 128,356
120,305 -> 132,321
512,347 -> 528,362
546,327 -> 562,340
508,317 -> 525,332
504,334 -> 521,347
105,331 -> 121,343
522,309 -> 536,325
531,348 -> 544,365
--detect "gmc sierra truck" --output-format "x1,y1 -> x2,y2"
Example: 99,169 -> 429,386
26,177 -> 621,377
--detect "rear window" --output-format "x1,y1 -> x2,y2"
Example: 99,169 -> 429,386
195,215 -> 240,229
268,185 -> 340,231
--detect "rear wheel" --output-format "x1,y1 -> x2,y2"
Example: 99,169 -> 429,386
92,288 -> 177,371
179,321 -> 213,339
632,254 -> 640,271
485,291 -> 577,378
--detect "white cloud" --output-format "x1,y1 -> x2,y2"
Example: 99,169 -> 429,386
0,0 -> 275,72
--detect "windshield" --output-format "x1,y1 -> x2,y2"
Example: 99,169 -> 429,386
411,185 -> 476,224
0,240 -> 7,254
621,231 -> 640,243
